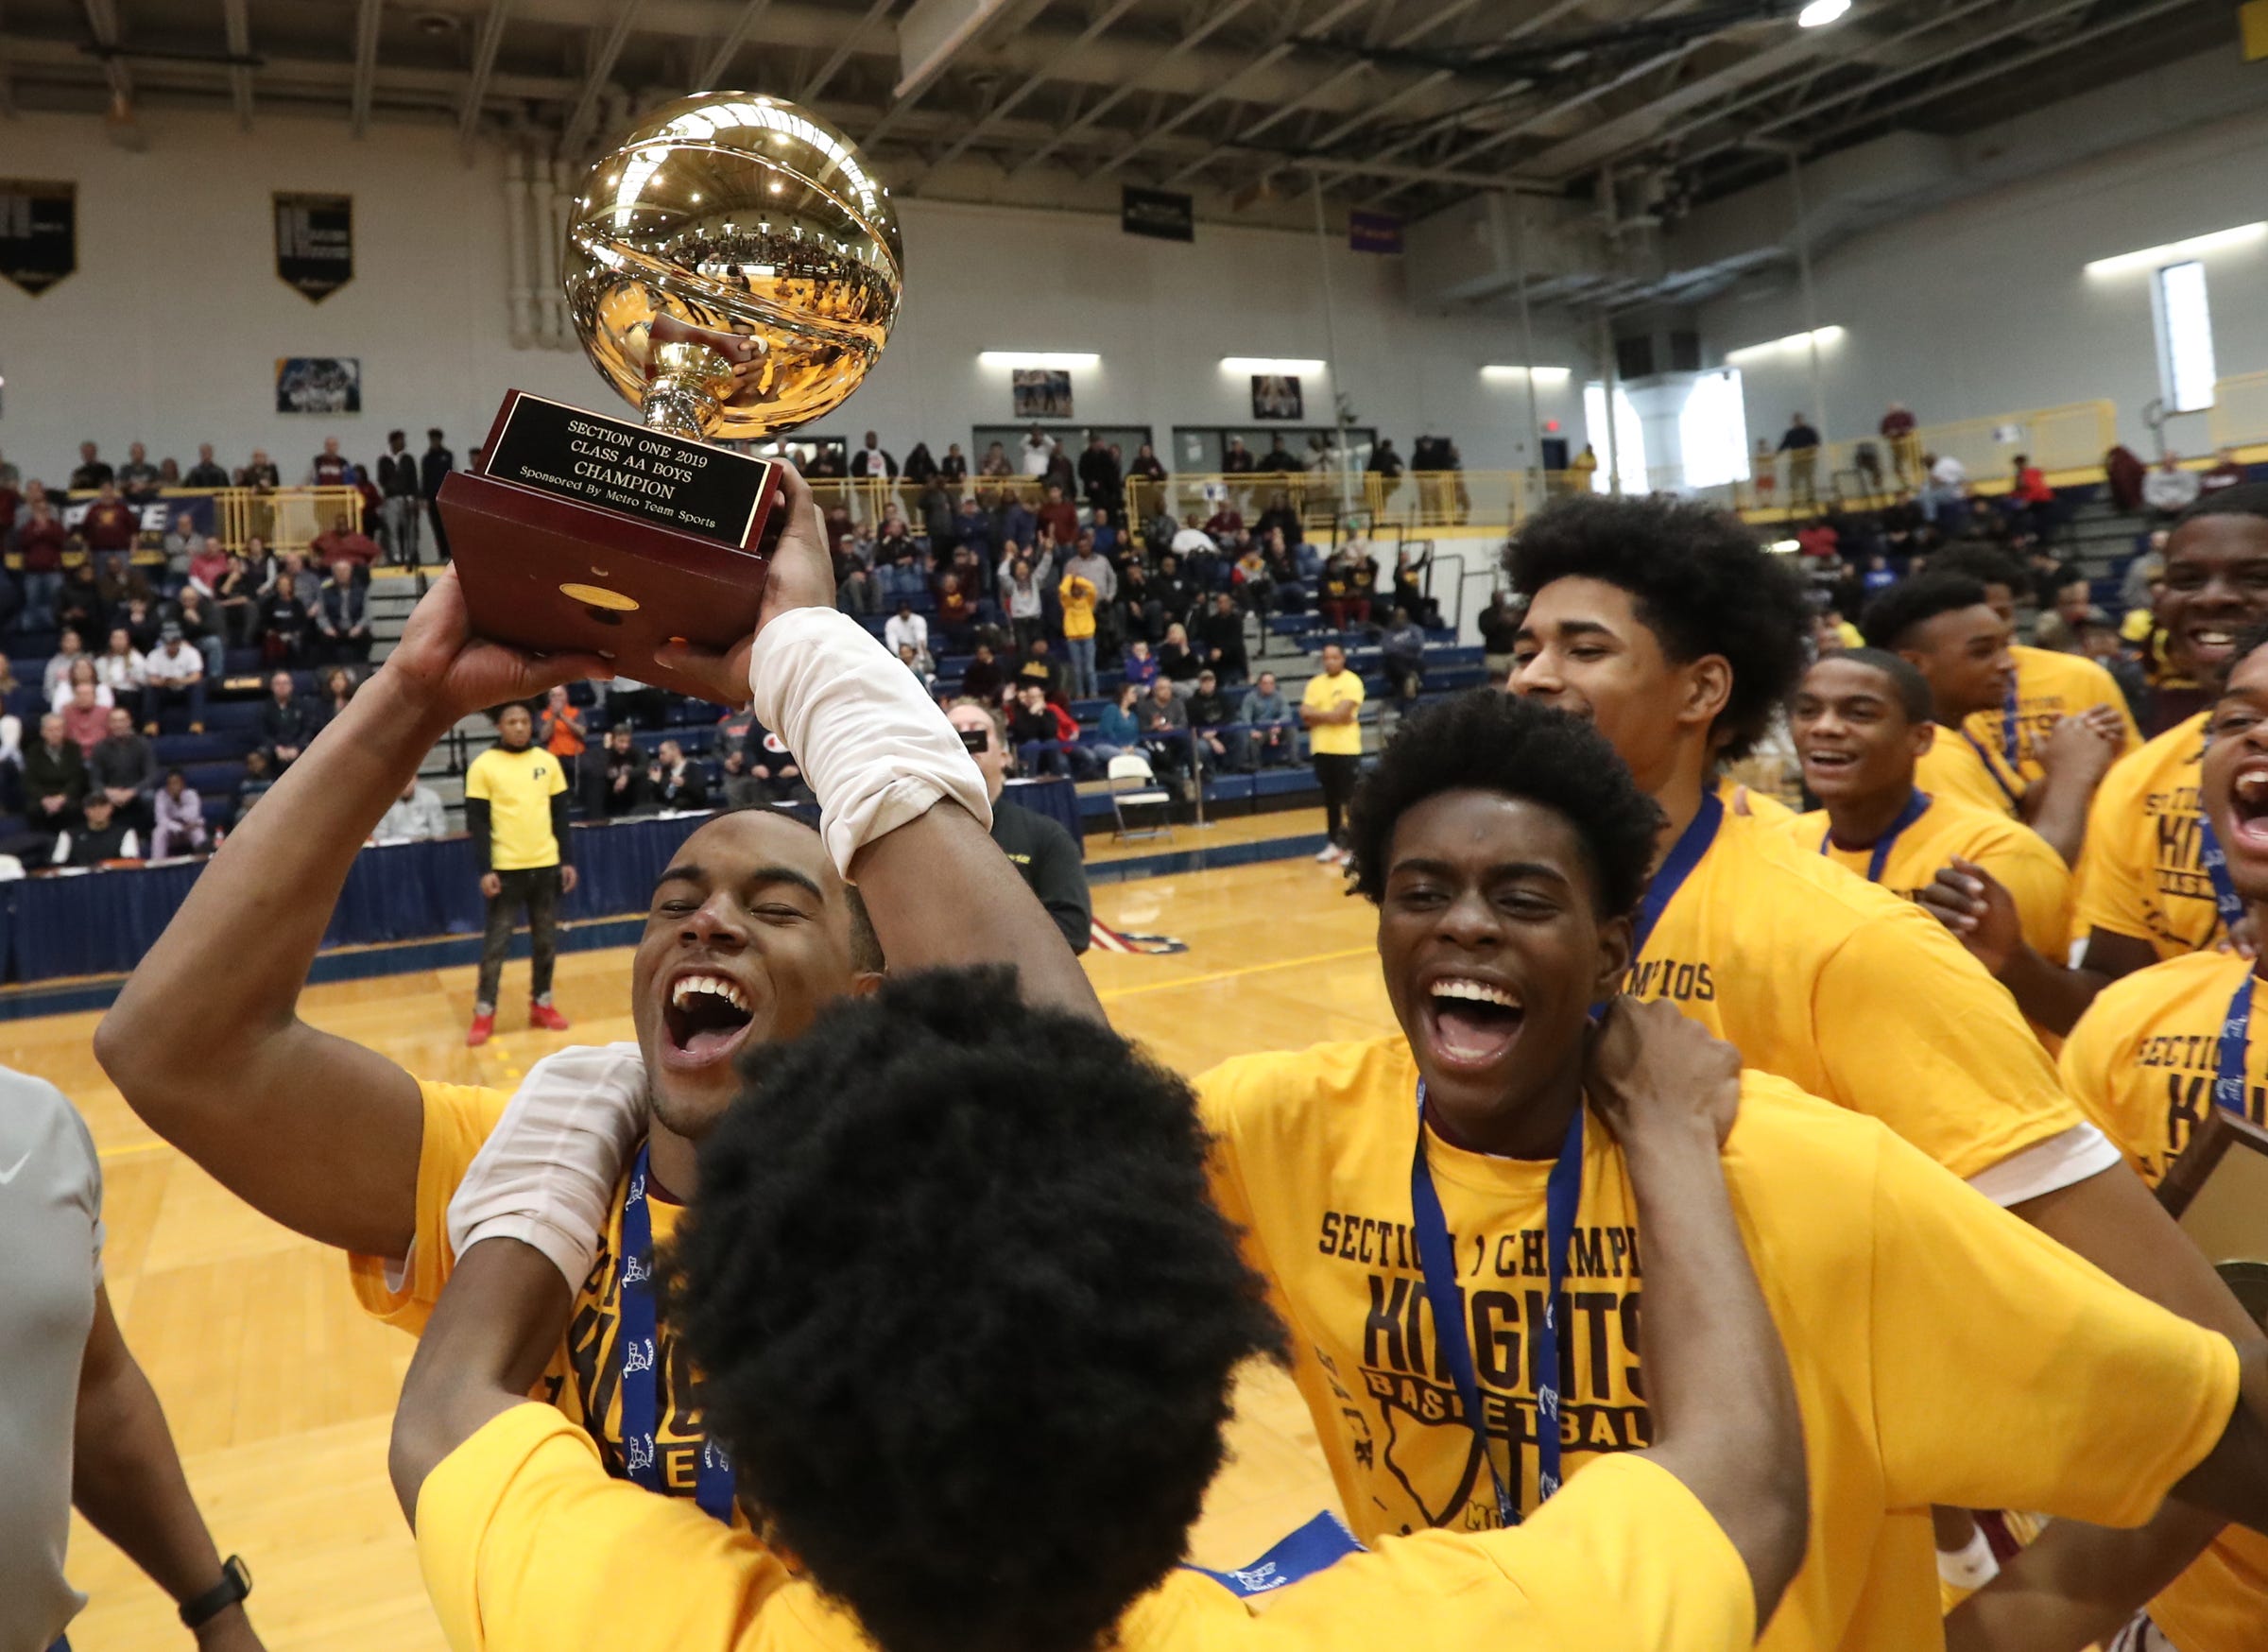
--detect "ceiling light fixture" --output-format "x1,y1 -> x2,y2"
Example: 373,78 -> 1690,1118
2083,222 -> 2267,278
1219,356 -> 1326,374
1481,364 -> 1573,383
1796,0 -> 1850,26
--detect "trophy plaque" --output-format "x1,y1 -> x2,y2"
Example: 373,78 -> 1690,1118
440,92 -> 903,700
2156,1108 -> 2268,1328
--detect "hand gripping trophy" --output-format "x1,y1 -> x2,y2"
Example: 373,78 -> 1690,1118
439,92 -> 903,699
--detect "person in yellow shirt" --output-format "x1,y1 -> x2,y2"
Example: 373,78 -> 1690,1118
1858,574 -> 2121,864
387,963 -> 1813,1652
1929,541 -> 2141,778
1197,691 -> 2268,1652
1301,642 -> 1365,865
1784,648 -> 2070,964
463,702 -> 576,1045
1057,568 -> 1099,699
1920,488 -> 2268,1037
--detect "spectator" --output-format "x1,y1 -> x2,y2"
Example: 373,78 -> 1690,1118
903,441 -> 938,489
420,428 -> 454,560
80,481 -> 138,576
1230,540 -> 1273,615
945,699 -> 1091,953
1151,554 -> 1194,629
2143,452 -> 2201,517
1157,622 -> 1199,695
1194,591 -> 1247,683
184,533 -> 229,595
149,768 -> 211,858
1365,437 -> 1402,505
934,572 -> 976,647
69,439 -> 113,491
1477,591 -> 1521,684
1301,640 -> 1365,864
1236,671 -> 1296,769
1778,413 -> 1822,509
1094,682 -> 1142,763
261,573 -> 313,663
745,731 -> 807,803
1063,527 -> 1116,622
1390,546 -> 1439,628
1381,607 -> 1428,711
537,683 -> 586,770
237,449 -> 281,490
1044,439 -> 1076,501
1037,482 -> 1079,547
315,559 -> 372,662
232,749 -> 275,825
1017,426 -> 1054,478
311,511 -> 382,570
1058,565 -> 1100,698
89,705 -> 158,827
646,736 -> 711,811
1319,548 -> 1371,633
1174,512 -> 1217,559
897,641 -> 937,692
938,442 -> 969,486
1880,403 -> 1920,485
582,723 -> 645,817
2201,446 -> 2248,495
1128,442 -> 1166,484
61,680 -> 111,757
52,792 -> 138,865
375,776 -> 447,843
115,593 -> 161,655
1186,669 -> 1233,771
93,627 -> 146,699
883,600 -> 929,660
140,624 -> 208,735
464,702 -> 575,1044
16,496 -> 66,628
1076,433 -> 1123,519
182,442 -> 230,488
316,665 -> 358,727
117,440 -> 161,500
1918,451 -> 1968,530
1136,676 -> 1191,778
717,745 -> 765,810
212,552 -> 260,648
1007,681 -> 1069,777
1222,436 -> 1255,476
1122,637 -> 1159,690
979,439 -> 1014,484
375,429 -> 423,564
1000,550 -> 1053,653
25,714 -> 85,834
849,429 -> 897,481
1258,435 -> 1299,474
309,436 -> 352,486
959,641 -> 1005,704
162,509 -> 201,567
43,636 -> 92,706
256,671 -> 318,768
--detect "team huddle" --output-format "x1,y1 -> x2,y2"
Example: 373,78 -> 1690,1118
92,470 -> 2268,1652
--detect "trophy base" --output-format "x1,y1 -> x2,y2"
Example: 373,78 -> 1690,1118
438,390 -> 786,704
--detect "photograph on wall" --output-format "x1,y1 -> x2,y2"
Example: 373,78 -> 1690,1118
274,192 -> 354,302
275,356 -> 362,414
1250,374 -> 1304,421
1011,369 -> 1074,420
0,179 -> 77,296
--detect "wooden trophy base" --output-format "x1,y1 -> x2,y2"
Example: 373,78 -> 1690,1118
438,389 -> 784,703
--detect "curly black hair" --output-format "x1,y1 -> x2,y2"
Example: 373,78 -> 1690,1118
1346,692 -> 1664,918
1859,574 -> 1991,650
1925,541 -> 2029,596
668,965 -> 1284,1652
1503,492 -> 1811,760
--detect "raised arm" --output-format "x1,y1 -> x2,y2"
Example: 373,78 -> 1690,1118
1584,997 -> 1810,1626
94,571 -> 610,1257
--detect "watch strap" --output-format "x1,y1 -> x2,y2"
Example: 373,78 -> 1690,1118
179,1555 -> 251,1631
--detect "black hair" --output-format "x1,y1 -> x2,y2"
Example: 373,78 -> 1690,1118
1811,647 -> 1932,722
1503,493 -> 1810,760
1926,541 -> 2028,594
670,966 -> 1282,1652
2229,619 -> 2268,680
1860,575 -> 1991,650
1346,691 -> 1663,919
2176,482 -> 2268,529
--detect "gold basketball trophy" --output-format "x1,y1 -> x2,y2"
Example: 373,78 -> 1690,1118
439,92 -> 904,700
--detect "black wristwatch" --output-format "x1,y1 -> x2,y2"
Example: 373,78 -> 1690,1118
180,1556 -> 251,1631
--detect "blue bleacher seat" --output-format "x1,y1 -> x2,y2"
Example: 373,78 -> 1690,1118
155,731 -> 253,764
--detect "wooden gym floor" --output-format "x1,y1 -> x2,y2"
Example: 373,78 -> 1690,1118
18,809 -> 1398,1650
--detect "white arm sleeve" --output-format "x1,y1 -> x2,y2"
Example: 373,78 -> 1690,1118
1964,1122 -> 2122,1208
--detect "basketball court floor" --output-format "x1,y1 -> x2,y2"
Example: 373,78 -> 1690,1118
15,808 -> 1378,1650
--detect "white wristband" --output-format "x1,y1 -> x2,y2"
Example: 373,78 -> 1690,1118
746,607 -> 993,880
447,1041 -> 649,1292
1935,1523 -> 1999,1591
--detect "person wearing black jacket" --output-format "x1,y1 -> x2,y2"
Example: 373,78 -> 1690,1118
646,737 -> 711,811
944,701 -> 1091,954
376,430 -> 424,566
420,429 -> 455,560
581,724 -> 646,818
1076,434 -> 1123,519
1194,592 -> 1247,684
257,671 -> 321,769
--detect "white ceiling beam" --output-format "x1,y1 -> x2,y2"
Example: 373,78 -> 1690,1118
457,0 -> 514,154
349,0 -> 383,135
561,0 -> 647,152
222,0 -> 252,126
908,0 -> 1144,181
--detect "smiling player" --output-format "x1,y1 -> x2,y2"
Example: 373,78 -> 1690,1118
96,466 -> 1097,1511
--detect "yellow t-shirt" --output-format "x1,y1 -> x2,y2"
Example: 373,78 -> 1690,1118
1302,670 -> 1366,757
1057,574 -> 1097,640
466,745 -> 569,871
1964,644 -> 2140,786
1197,1038 -> 2239,1652
1785,794 -> 2071,961
1629,809 -> 2078,1179
415,1402 -> 1756,1652
1912,725 -> 2025,822
2074,710 -> 2219,960
350,1082 -> 725,1513
2059,951 -> 2268,1652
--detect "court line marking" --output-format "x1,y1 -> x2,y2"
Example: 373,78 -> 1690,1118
98,1140 -> 175,1162
1096,944 -> 1374,1001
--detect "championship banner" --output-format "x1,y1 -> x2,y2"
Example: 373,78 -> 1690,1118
1348,209 -> 1403,255
275,193 -> 354,302
60,491 -> 219,540
1122,185 -> 1194,243
0,180 -> 77,296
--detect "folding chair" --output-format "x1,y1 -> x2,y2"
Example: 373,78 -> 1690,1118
1108,753 -> 1176,842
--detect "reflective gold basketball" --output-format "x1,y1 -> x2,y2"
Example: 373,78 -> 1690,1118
563,92 -> 904,440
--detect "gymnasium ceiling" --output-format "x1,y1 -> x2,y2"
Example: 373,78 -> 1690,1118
0,0 -> 2238,232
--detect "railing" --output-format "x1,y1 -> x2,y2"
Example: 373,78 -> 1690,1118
216,486 -> 368,553
2209,370 -> 2268,453
1125,470 -> 1558,535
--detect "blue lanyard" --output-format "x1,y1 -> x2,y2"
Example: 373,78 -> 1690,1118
2002,675 -> 2021,766
2198,815 -> 2247,939
1960,731 -> 2024,809
1819,789 -> 1932,886
2214,968 -> 2258,1118
1185,1510 -> 1365,1596
1409,1084 -> 1585,1526
619,1144 -> 736,1523
1634,791 -> 1723,959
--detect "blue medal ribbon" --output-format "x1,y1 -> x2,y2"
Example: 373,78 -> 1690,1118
2214,968 -> 2257,1119
619,1144 -> 736,1523
1819,789 -> 1932,886
2198,812 -> 2248,942
1960,731 -> 2024,810
1633,791 -> 1723,960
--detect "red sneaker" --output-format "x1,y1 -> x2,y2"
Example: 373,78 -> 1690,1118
466,1012 -> 495,1047
528,1001 -> 571,1032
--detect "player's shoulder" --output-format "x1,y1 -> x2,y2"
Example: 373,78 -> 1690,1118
414,1075 -> 514,1150
1728,1068 -> 1891,1165
2106,710 -> 2208,793
1710,810 -> 1906,919
1928,796 -> 2062,864
2082,946 -> 2238,1030
1197,1036 -> 1413,1127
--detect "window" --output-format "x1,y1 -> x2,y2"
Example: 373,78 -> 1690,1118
2154,260 -> 2217,413
1583,382 -> 1649,493
1678,370 -> 1751,490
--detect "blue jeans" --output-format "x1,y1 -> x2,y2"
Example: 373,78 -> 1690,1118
1018,739 -> 1068,777
23,570 -> 60,629
1064,635 -> 1097,698
141,679 -> 207,728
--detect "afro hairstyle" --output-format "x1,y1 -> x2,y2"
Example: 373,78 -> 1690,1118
1503,492 -> 1812,760
1346,690 -> 1664,919
1860,574 -> 1992,650
667,964 -> 1284,1652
